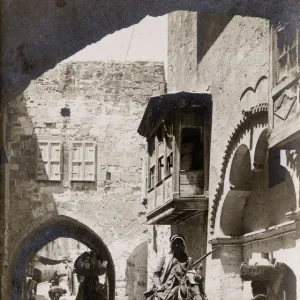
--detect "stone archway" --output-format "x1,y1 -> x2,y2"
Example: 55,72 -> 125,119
220,144 -> 252,236
1,0 -> 300,102
10,215 -> 115,300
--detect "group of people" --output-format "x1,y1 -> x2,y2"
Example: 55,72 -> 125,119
47,234 -> 206,300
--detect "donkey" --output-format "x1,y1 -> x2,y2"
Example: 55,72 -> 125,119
177,267 -> 208,300
150,266 -> 208,300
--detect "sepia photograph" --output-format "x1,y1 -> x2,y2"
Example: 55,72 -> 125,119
0,1 -> 299,300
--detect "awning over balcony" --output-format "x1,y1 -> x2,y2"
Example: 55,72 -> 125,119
138,91 -> 212,138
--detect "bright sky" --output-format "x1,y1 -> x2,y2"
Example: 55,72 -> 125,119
63,15 -> 168,71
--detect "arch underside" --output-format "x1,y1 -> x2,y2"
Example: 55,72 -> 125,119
11,216 -> 115,300
1,0 -> 300,102
216,118 -> 297,237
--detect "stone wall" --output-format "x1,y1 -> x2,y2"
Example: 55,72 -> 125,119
168,11 -> 273,300
176,213 -> 208,265
4,61 -> 166,300
147,225 -> 173,289
168,11 -> 198,91
168,10 -> 300,300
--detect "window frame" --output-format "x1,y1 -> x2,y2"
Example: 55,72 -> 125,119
166,151 -> 173,176
36,140 -> 62,181
157,155 -> 164,183
272,22 -> 299,88
149,165 -> 155,189
69,141 -> 97,182
147,135 -> 156,190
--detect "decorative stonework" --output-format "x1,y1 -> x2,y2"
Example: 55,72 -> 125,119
274,89 -> 297,120
209,103 -> 268,234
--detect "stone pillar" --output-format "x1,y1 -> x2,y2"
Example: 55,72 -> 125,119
219,245 -> 243,300
206,242 -> 243,300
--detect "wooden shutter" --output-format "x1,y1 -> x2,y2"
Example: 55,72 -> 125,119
49,142 -> 62,181
70,142 -> 96,181
37,142 -> 49,180
83,142 -> 96,181
70,142 -> 83,181
37,141 -> 62,181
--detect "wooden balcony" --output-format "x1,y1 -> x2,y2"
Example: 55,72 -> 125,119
138,91 -> 212,225
146,170 -> 208,225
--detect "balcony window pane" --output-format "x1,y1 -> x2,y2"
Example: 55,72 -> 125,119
180,128 -> 203,171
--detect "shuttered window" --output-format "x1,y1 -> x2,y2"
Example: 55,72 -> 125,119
70,142 -> 96,181
37,141 -> 62,181
275,23 -> 299,84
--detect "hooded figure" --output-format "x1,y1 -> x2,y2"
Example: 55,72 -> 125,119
152,234 -> 192,300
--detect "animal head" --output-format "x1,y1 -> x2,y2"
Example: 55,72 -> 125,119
179,269 -> 204,300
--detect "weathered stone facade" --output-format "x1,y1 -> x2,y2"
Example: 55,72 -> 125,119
166,11 -> 300,300
1,8 -> 300,300
2,61 -> 165,300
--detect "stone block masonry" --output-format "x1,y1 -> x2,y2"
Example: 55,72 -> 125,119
4,61 -> 166,300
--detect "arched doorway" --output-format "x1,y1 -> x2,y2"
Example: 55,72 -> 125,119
10,216 -> 115,300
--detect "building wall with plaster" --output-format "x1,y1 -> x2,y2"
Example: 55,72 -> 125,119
167,11 -> 300,300
3,61 -> 165,300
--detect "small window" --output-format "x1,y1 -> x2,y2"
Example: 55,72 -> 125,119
180,127 -> 203,171
166,152 -> 173,175
275,23 -> 298,84
149,166 -> 155,189
157,156 -> 164,182
70,141 -> 96,181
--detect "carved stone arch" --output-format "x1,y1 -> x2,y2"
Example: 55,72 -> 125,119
10,215 -> 115,300
218,144 -> 252,236
229,144 -> 252,191
210,103 -> 268,234
252,128 -> 269,172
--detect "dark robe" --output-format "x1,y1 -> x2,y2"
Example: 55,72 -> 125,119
153,253 -> 190,300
